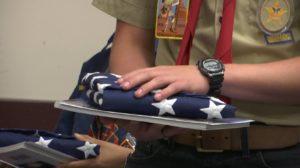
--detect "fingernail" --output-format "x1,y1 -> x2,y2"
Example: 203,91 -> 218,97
155,93 -> 162,100
135,89 -> 143,97
122,82 -> 130,88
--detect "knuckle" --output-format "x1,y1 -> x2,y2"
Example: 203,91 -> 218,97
150,77 -> 160,86
175,81 -> 186,91
160,82 -> 183,98
141,78 -> 162,93
169,83 -> 182,93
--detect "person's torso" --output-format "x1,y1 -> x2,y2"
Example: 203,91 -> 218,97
156,0 -> 300,126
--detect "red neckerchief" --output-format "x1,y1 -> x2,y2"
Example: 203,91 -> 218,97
176,0 -> 236,103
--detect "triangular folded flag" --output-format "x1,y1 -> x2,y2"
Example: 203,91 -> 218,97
81,72 -> 236,120
0,128 -> 100,160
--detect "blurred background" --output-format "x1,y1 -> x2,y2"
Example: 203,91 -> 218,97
0,0 -> 115,130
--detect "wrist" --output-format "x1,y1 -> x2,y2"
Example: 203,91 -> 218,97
220,63 -> 237,98
197,58 -> 225,96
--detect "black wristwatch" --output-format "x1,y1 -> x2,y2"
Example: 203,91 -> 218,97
197,58 -> 224,96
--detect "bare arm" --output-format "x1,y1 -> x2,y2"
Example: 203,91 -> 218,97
118,57 -> 300,105
60,20 -> 159,168
109,20 -> 155,74
101,20 -> 176,141
223,56 -> 300,104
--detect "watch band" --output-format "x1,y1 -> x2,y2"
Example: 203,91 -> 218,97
197,59 -> 224,96
207,74 -> 224,96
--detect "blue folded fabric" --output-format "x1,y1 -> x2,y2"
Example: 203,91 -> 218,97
0,128 -> 100,159
81,72 -> 236,119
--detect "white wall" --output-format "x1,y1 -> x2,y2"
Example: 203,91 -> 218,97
0,0 -> 115,101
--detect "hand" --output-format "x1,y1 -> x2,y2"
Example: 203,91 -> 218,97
117,65 -> 209,101
57,134 -> 132,168
112,65 -> 204,141
100,118 -> 192,141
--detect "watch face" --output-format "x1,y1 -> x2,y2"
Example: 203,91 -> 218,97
203,59 -> 222,72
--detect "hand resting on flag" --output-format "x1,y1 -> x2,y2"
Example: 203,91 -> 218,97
117,65 -> 210,101
80,72 -> 236,140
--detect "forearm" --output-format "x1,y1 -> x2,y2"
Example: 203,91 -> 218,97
222,57 -> 300,104
109,20 -> 155,75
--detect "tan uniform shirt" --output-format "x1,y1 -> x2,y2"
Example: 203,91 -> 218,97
93,0 -> 300,126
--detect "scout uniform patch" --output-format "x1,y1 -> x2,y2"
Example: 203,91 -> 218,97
257,0 -> 295,44
155,0 -> 189,40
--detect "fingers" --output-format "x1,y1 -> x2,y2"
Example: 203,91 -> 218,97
117,66 -> 198,100
117,66 -> 179,99
117,68 -> 155,90
134,76 -> 169,98
117,66 -> 171,87
135,79 -> 187,101
154,82 -> 185,101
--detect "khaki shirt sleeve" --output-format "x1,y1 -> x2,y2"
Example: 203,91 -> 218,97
92,0 -> 156,29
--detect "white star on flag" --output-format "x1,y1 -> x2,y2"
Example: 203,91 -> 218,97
152,98 -> 177,116
200,100 -> 225,119
77,141 -> 98,159
97,83 -> 111,94
35,137 -> 53,148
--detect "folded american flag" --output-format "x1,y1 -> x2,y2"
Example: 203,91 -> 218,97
81,72 -> 236,119
0,128 -> 100,160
